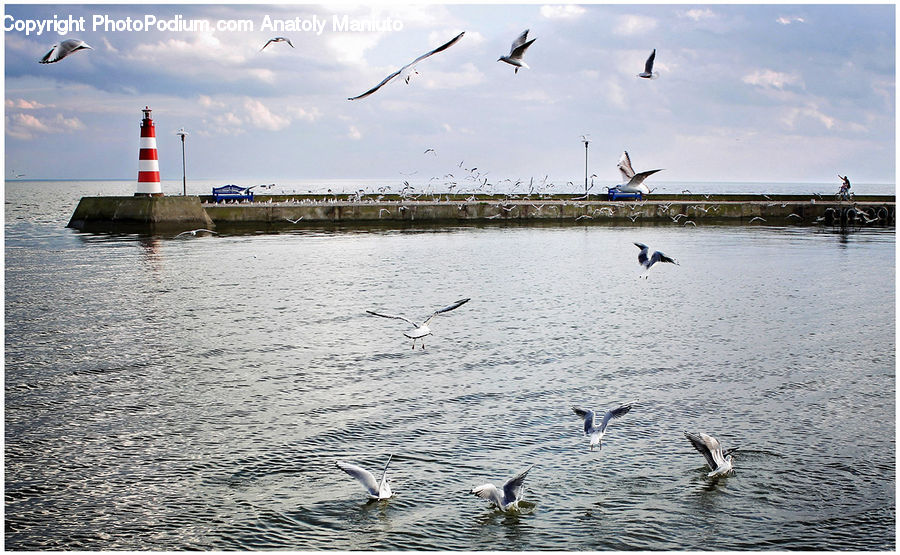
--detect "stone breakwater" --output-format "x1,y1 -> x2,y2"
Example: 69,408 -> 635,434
67,194 -> 895,233
203,195 -> 895,228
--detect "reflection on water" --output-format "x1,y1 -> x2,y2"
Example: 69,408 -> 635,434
4,180 -> 896,550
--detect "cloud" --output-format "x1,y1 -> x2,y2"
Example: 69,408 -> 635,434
287,106 -> 322,123
348,125 -> 362,140
129,34 -> 245,65
6,112 -> 85,139
540,5 -> 587,19
602,77 -> 627,110
742,69 -> 802,89
101,36 -> 118,54
782,103 -> 835,130
243,98 -> 290,131
776,15 -> 805,25
202,112 -> 245,136
328,33 -> 384,65
198,95 -> 225,109
681,8 -> 716,21
5,98 -> 48,109
423,62 -> 485,90
613,14 -> 658,36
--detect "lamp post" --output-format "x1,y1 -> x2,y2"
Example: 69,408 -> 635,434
580,135 -> 590,199
176,128 -> 189,196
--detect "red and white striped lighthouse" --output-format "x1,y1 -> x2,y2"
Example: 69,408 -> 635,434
135,106 -> 163,196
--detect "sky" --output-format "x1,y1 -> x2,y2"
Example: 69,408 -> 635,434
3,2 -> 896,187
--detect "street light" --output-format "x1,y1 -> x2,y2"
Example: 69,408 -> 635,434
580,134 -> 590,199
176,128 -> 189,196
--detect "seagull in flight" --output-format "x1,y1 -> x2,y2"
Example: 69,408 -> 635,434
366,298 -> 470,349
634,242 -> 678,277
638,48 -> 658,79
39,39 -> 92,64
615,151 -> 663,195
498,29 -> 536,73
684,432 -> 738,478
572,403 -> 632,451
175,228 -> 218,238
335,454 -> 394,500
471,465 -> 533,511
348,31 -> 465,100
260,36 -> 294,51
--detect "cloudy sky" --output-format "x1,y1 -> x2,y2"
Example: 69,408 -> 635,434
4,3 -> 896,186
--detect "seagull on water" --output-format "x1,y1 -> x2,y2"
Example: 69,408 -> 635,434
615,151 -> 663,195
366,298 -> 470,349
471,465 -> 533,511
634,242 -> 678,277
684,431 -> 738,478
175,228 -> 217,238
572,403 -> 632,451
498,29 -> 536,74
348,31 -> 465,100
260,37 -> 294,51
335,454 -> 394,500
39,39 -> 92,64
638,48 -> 658,79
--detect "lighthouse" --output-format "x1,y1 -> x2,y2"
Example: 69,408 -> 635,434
135,106 -> 163,196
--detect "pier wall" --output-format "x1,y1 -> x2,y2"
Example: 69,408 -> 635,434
202,196 -> 895,228
67,196 -> 214,232
66,194 -> 895,233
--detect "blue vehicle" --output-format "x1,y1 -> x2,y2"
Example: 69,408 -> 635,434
212,184 -> 254,202
607,187 -> 643,201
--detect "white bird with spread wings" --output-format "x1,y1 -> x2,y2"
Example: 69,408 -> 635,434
367,298 -> 470,349
572,403 -> 633,451
471,465 -> 533,511
348,32 -> 465,100
335,454 -> 395,500
684,432 -> 738,478
498,29 -> 537,74
616,151 -> 663,195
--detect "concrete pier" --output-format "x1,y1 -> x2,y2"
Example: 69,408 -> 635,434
67,196 -> 214,233
201,194 -> 895,229
67,193 -> 894,233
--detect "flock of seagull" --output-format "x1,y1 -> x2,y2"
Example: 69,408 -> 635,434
40,18 -> 738,514
336,403 -> 737,510
36,26 -> 673,196
341,244 -> 736,512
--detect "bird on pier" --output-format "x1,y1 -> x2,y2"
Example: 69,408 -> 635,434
260,36 -> 294,51
335,454 -> 394,500
498,29 -> 536,74
634,242 -> 678,277
39,39 -> 92,64
572,403 -> 632,451
615,151 -> 662,195
367,298 -> 470,349
684,431 -> 738,478
471,465 -> 534,511
348,31 -> 465,100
